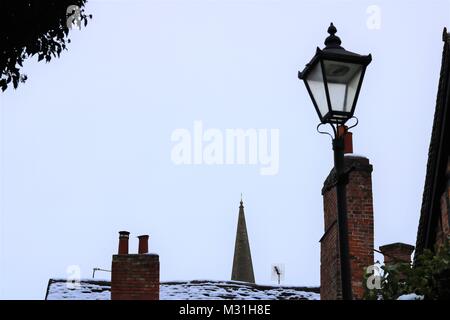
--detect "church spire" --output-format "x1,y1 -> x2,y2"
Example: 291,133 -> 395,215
231,196 -> 255,283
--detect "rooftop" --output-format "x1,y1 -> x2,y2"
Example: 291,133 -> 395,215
415,28 -> 450,257
45,279 -> 320,300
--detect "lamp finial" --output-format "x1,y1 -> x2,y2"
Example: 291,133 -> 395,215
324,22 -> 342,49
328,22 -> 337,35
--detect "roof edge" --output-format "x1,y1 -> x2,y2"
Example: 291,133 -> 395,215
415,27 -> 450,259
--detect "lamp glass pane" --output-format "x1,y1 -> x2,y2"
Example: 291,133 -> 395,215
305,62 -> 328,118
323,60 -> 362,113
344,67 -> 362,112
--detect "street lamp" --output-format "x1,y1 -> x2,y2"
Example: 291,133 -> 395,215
298,23 -> 372,300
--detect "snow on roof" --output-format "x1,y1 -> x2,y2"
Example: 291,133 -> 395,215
397,293 -> 424,300
344,154 -> 367,158
45,279 -> 320,300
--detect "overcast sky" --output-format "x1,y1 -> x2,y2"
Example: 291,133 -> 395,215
1,0 -> 449,299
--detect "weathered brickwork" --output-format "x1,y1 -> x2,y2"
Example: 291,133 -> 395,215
320,156 -> 374,300
379,243 -> 415,266
111,232 -> 160,300
435,159 -> 450,248
111,254 -> 160,300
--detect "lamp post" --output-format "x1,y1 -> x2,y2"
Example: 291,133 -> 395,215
298,23 -> 372,300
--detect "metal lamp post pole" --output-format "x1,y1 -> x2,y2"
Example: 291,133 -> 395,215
333,134 -> 353,300
298,23 -> 372,300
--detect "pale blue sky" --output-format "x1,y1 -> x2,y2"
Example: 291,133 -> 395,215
0,0 -> 449,299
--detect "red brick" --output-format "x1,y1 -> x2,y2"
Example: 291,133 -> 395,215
320,156 -> 374,300
111,254 -> 160,300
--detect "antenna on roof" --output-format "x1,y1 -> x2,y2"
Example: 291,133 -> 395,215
92,267 -> 111,279
271,264 -> 285,285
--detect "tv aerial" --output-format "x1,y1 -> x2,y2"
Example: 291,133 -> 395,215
92,267 -> 111,279
271,263 -> 285,285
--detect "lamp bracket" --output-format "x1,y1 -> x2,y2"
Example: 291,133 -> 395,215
346,116 -> 359,130
316,122 -> 336,141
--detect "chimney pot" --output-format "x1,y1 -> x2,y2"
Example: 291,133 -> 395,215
138,235 -> 149,254
337,125 -> 353,154
118,231 -> 130,255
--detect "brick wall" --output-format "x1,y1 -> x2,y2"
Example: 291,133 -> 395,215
320,156 -> 374,300
320,188 -> 342,299
435,158 -> 450,248
379,243 -> 414,266
111,254 -> 160,300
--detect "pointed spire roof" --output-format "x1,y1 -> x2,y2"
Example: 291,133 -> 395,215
231,196 -> 255,283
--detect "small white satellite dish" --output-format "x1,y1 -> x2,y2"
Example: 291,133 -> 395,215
271,263 -> 285,285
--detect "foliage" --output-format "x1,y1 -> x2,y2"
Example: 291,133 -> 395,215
0,0 -> 91,91
364,239 -> 450,300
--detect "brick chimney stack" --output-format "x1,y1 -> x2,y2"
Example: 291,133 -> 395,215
111,231 -> 160,300
320,155 -> 374,300
379,243 -> 415,266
